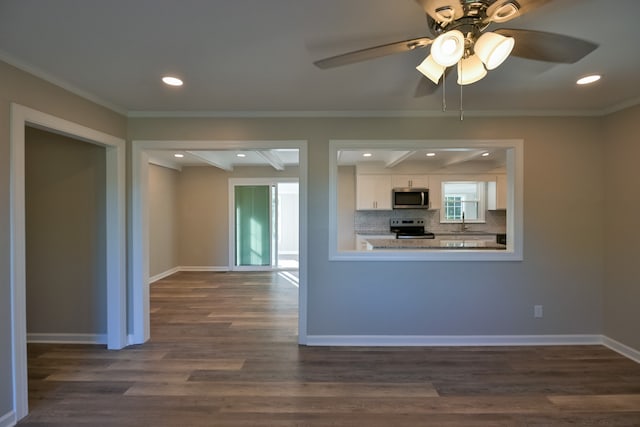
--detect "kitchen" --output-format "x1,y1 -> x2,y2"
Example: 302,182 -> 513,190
334,141 -> 516,257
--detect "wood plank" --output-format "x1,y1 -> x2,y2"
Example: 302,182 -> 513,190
548,394 -> 640,412
20,271 -> 640,426
125,381 -> 439,398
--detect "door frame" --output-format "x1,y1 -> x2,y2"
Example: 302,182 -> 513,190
9,104 -> 127,420
229,177 -> 299,271
131,139 -> 308,345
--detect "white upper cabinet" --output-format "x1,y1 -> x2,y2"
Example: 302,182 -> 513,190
356,174 -> 392,210
487,175 -> 507,210
391,174 -> 429,189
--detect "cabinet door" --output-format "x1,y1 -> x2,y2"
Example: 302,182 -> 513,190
427,175 -> 442,209
357,175 -> 392,210
487,175 -> 507,210
392,174 -> 429,189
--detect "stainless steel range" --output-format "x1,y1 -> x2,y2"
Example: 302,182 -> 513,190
390,218 -> 435,239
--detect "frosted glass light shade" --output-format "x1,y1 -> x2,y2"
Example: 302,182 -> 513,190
431,30 -> 465,67
457,55 -> 487,85
475,32 -> 514,70
416,55 -> 446,84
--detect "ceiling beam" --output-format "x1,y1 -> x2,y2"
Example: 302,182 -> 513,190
255,150 -> 285,170
186,151 -> 234,171
385,151 -> 414,168
441,151 -> 483,167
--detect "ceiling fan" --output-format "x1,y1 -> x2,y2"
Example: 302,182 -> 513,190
313,0 -> 598,92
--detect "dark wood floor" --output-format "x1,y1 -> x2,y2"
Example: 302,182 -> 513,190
19,271 -> 640,426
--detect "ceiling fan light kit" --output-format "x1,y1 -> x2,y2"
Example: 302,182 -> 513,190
416,55 -> 446,84
430,30 -> 466,67
313,0 -> 599,105
474,31 -> 515,70
457,54 -> 487,85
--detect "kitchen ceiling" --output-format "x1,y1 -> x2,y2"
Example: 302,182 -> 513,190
1,0 -> 639,116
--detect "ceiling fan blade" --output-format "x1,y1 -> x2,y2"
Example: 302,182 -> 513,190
313,37 -> 432,69
414,68 -> 452,97
495,28 -> 598,63
415,76 -> 439,97
414,0 -> 463,22
486,0 -> 553,23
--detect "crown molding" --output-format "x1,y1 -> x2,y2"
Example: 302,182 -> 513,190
0,51 -> 127,116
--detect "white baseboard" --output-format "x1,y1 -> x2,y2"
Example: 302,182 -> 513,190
305,334 -> 603,347
602,335 -> 640,364
177,266 -> 229,272
149,266 -> 180,283
0,410 -> 16,427
150,266 -> 230,283
27,333 -> 107,345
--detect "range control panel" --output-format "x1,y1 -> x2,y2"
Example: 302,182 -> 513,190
390,219 -> 424,227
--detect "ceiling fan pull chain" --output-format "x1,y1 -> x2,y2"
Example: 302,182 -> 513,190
459,82 -> 464,121
442,73 -> 447,112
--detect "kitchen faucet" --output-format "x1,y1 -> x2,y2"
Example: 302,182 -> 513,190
460,212 -> 468,232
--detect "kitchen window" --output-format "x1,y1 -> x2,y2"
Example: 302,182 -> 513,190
441,181 -> 485,223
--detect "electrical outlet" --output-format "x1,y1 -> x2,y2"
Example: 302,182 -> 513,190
534,305 -> 543,318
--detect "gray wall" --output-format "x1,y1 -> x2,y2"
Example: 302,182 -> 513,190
25,127 -> 107,335
603,105 -> 640,350
0,60 -> 126,419
148,164 -> 180,277
128,115 -> 605,337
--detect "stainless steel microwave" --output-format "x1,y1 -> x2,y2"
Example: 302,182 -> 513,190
392,188 -> 429,209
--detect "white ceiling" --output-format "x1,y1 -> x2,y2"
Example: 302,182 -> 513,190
147,148 -> 299,170
1,0 -> 639,116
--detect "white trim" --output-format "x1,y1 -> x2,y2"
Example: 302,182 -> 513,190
125,104 -> 640,119
148,157 -> 182,172
305,334 -> 603,347
9,104 -> 127,422
149,266 -> 233,283
603,336 -> 640,364
0,410 -> 16,427
131,139 -> 308,346
26,333 -> 107,345
328,139 -> 524,262
177,266 -> 230,272
0,51 -> 127,115
148,267 -> 181,284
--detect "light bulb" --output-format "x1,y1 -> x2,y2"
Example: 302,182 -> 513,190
431,30 -> 465,67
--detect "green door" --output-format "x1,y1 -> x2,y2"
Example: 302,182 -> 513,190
235,185 -> 271,266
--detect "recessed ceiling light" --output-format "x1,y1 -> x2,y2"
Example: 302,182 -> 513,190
482,152 -> 490,157
426,152 -> 436,157
576,74 -> 601,85
362,153 -> 373,157
162,76 -> 183,86
173,153 -> 184,158
236,153 -> 246,158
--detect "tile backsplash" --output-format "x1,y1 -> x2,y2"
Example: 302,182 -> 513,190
354,209 -> 506,234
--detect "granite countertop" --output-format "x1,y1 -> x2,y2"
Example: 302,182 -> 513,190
364,238 -> 506,250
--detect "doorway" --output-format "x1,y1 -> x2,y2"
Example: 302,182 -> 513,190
131,139 -> 308,346
232,180 -> 299,270
9,104 -> 126,421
